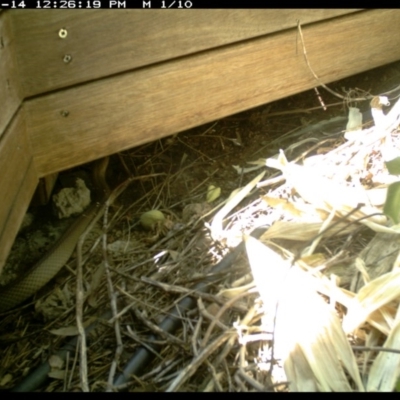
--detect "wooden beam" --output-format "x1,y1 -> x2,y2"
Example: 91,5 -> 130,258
0,110 -> 38,273
26,9 -> 400,176
31,172 -> 59,206
0,11 -> 22,136
10,9 -> 360,98
0,11 -> 28,274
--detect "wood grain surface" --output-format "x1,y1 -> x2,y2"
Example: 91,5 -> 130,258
0,11 -> 22,137
10,9 -> 360,98
0,111 -> 38,273
25,9 -> 400,176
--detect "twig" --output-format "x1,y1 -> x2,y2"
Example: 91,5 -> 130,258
297,21 -> 367,102
191,314 -> 203,357
204,360 -> 224,392
76,212 -> 106,391
197,297 -> 230,332
141,358 -> 181,382
352,345 -> 400,355
131,307 -> 185,346
165,330 -> 232,392
73,176 -> 136,391
125,325 -> 164,360
103,201 -> 124,392
140,276 -> 246,312
240,345 -> 276,392
64,351 -> 69,392
223,359 -> 233,391
201,290 -> 252,348
238,347 -> 267,391
234,373 -> 249,391
197,320 -> 240,391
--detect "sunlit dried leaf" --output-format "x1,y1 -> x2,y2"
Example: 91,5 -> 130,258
50,317 -> 97,336
346,107 -> 363,132
368,308 -> 400,391
300,253 -> 327,267
202,372 -> 224,392
210,170 -> 265,240
48,355 -> 64,369
168,250 -> 179,262
343,269 -> 400,333
262,196 -> 307,218
48,370 -> 66,380
266,151 -> 385,228
245,236 -> 364,392
261,220 -> 356,242
50,326 -> 80,336
217,282 -> 255,299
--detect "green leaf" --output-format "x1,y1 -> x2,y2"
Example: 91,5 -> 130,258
383,182 -> 400,224
385,157 -> 400,175
396,378 -> 400,392
206,185 -> 221,203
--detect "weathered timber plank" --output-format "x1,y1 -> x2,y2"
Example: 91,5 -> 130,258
0,11 -> 22,137
0,110 -> 38,274
26,9 -> 400,176
10,9 -> 360,98
31,172 -> 59,206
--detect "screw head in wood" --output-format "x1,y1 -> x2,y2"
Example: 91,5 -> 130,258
59,28 -> 68,39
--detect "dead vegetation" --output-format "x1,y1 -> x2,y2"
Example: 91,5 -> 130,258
1,59 -> 400,391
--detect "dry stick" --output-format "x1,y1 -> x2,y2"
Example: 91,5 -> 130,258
103,201 -> 124,392
116,172 -> 167,216
114,285 -> 191,326
234,373 -> 248,391
75,195 -> 122,392
296,21 -> 345,101
223,358 -> 233,391
68,339 -> 80,390
352,346 -> 400,355
199,121 -> 219,136
209,304 -> 263,390
125,325 -> 164,360
154,362 -> 183,385
141,152 -> 198,210
140,276 -> 244,311
166,330 -> 232,392
197,297 -> 230,332
75,175 -> 148,392
201,298 -> 261,391
200,290 -> 254,348
191,314 -> 203,357
116,153 -> 133,178
64,351 -> 69,392
140,358 -> 181,382
204,359 -> 224,392
297,20 -> 372,104
76,210 -> 106,391
238,345 -> 267,392
314,87 -> 327,111
131,307 -> 185,346
151,170 -> 172,209
101,178 -> 149,391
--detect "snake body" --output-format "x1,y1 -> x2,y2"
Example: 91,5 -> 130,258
0,157 -> 110,313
